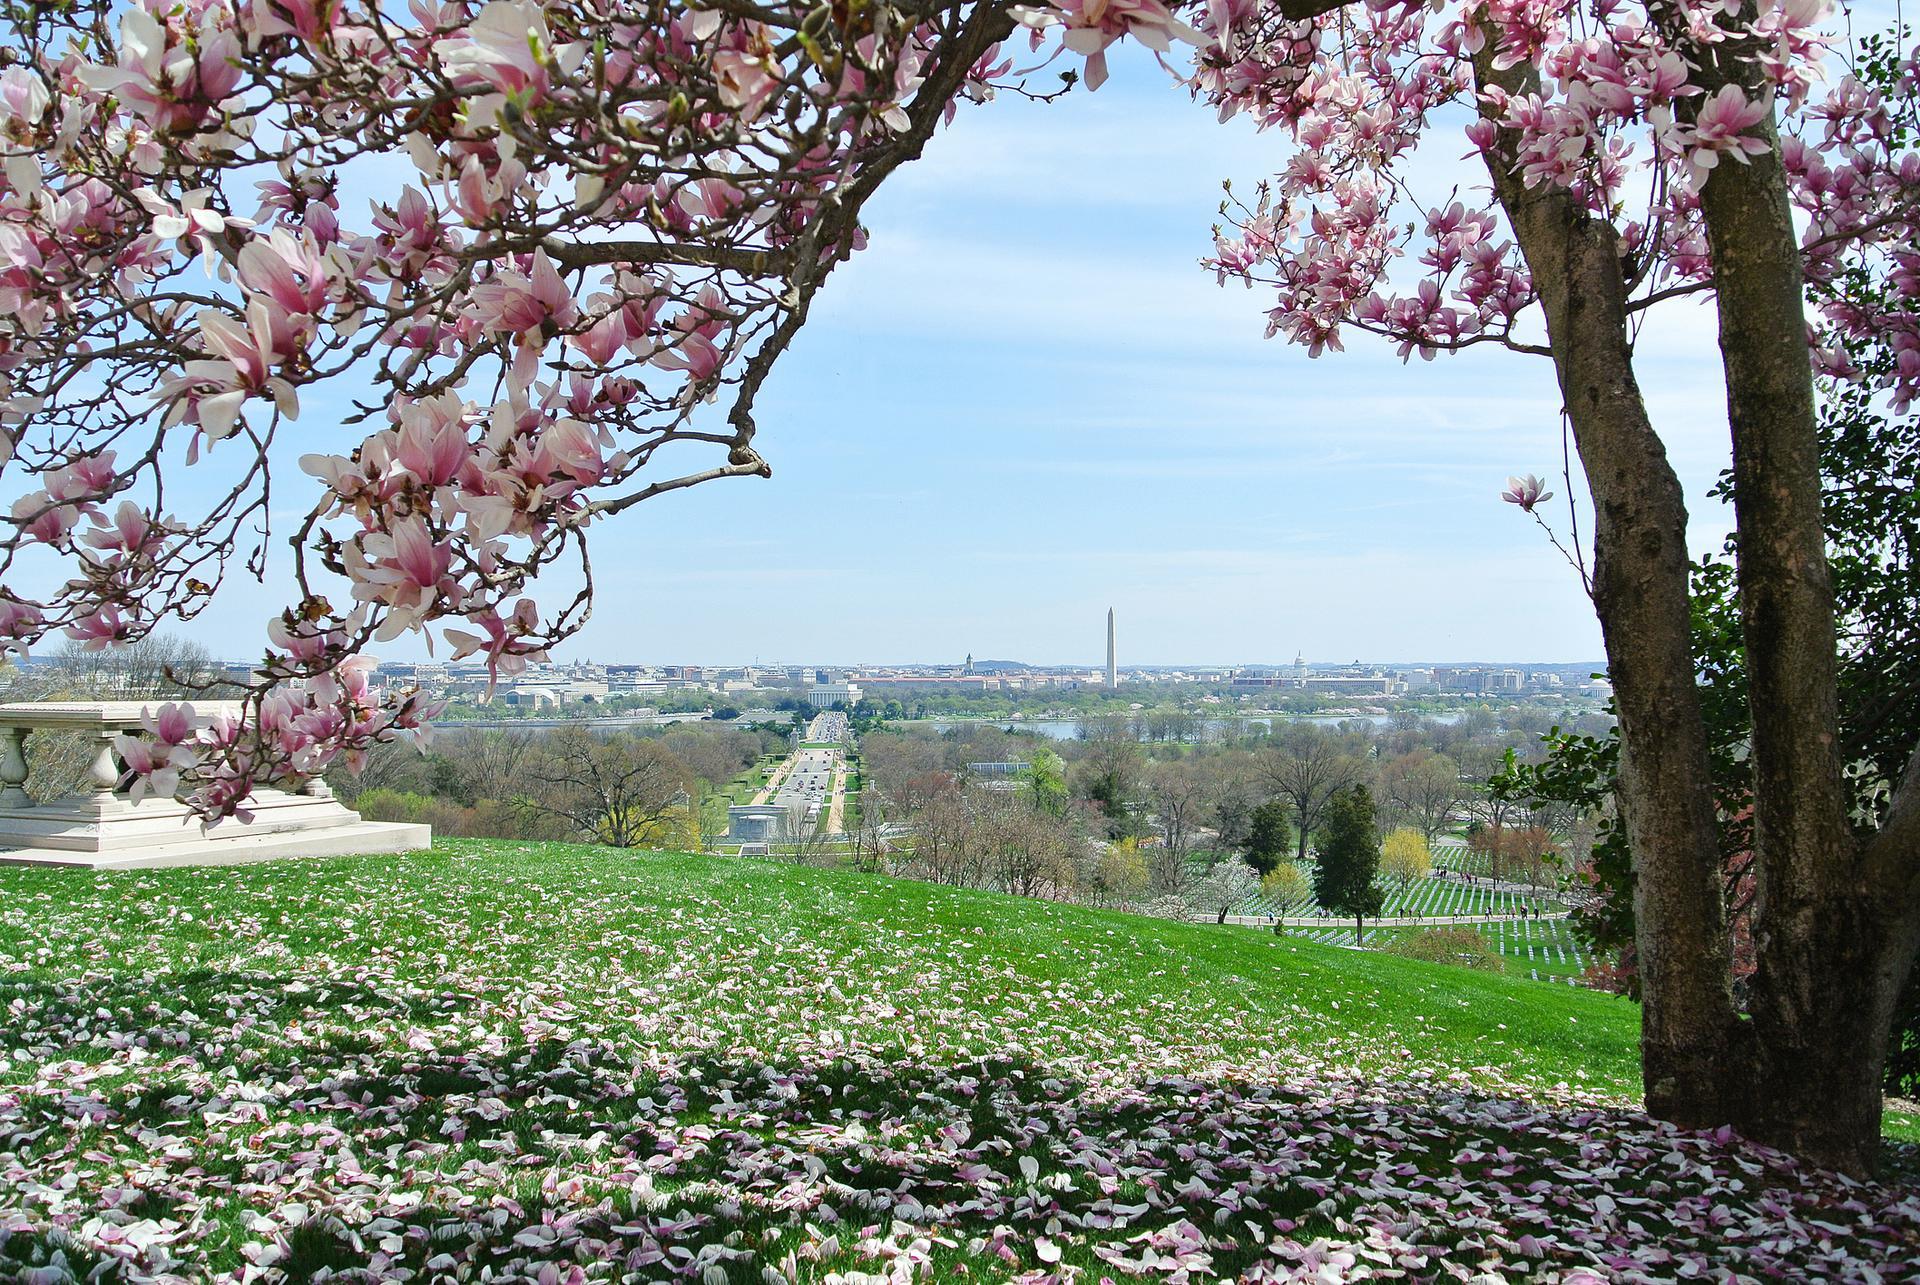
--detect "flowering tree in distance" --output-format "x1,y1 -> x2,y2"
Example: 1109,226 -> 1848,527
1191,0 -> 1920,1172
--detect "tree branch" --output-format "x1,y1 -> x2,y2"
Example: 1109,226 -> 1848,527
1868,739 -> 1920,902
541,238 -> 793,276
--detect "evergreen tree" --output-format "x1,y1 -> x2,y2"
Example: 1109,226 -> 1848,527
1243,799 -> 1294,876
1315,785 -> 1385,944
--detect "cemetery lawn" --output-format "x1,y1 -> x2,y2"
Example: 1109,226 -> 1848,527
1,839 -> 1916,1282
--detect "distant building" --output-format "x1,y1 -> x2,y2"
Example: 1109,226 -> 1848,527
727,804 -> 786,843
1433,666 -> 1526,695
855,675 -> 992,692
500,679 -> 608,707
807,681 -> 862,709
377,661 -> 449,685
1302,675 -> 1394,696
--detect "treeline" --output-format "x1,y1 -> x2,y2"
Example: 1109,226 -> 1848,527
855,708 -> 1600,925
335,722 -> 787,846
857,684 -> 1538,724
864,711 -> 1596,853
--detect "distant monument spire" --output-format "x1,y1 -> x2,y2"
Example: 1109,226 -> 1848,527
1106,608 -> 1118,688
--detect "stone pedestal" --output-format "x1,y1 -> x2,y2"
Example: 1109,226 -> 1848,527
0,700 -> 429,870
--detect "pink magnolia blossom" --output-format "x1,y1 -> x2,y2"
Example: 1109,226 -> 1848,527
444,598 -> 548,685
65,606 -> 131,650
1684,84 -> 1773,184
471,251 -> 578,341
114,720 -> 196,802
714,44 -> 783,120
1501,474 -> 1555,511
438,0 -> 566,99
352,519 -> 458,638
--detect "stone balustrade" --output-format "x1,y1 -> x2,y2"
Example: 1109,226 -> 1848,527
0,699 -> 244,808
0,699 -> 429,869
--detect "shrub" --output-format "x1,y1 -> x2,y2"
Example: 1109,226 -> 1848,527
1383,927 -> 1503,972
354,788 -> 433,824
351,789 -> 570,841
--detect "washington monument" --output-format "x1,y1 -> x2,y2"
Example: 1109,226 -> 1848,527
1106,608 -> 1117,688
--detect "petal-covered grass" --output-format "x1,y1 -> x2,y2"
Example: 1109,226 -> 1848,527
1,840 -> 1916,1282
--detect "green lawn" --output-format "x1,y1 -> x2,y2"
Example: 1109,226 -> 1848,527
1,841 -> 1914,1282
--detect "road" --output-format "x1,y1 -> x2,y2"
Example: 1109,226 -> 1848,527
769,744 -> 839,831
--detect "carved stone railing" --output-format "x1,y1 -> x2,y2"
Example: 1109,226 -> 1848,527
0,699 -> 429,869
0,699 -> 244,809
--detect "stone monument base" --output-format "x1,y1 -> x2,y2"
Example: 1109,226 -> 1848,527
0,700 -> 431,870
0,787 -> 430,870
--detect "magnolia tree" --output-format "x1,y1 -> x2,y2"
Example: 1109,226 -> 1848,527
0,0 -> 1065,816
1188,0 -> 1920,1172
7,0 -> 1918,1172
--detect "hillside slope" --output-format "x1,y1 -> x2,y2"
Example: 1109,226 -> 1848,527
1,841 -> 1915,1282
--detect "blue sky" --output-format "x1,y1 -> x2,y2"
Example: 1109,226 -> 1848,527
185,46 -> 1746,668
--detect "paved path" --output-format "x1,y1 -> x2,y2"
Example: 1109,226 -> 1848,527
823,762 -> 848,835
1429,844 -> 1561,900
1223,910 -> 1571,929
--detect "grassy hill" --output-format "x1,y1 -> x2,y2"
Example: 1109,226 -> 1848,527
1,841 -> 1915,1282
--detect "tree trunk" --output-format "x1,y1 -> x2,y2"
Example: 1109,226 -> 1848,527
1474,49 -> 1748,1129
1689,78 -> 1901,1173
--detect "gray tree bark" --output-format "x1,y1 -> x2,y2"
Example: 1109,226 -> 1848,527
1474,48 -> 1750,1138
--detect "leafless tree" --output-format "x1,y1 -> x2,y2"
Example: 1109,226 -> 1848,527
330,735 -> 435,802
659,725 -> 763,791
1259,725 -> 1363,863
905,790 -> 988,889
847,790 -> 890,874
1073,715 -> 1144,833
1205,749 -> 1262,851
977,795 -> 1080,899
522,727 -> 688,848
441,727 -> 540,804
1148,760 -> 1209,862
1382,750 -> 1466,843
37,635 -> 223,699
1148,839 -> 1192,899
776,799 -> 832,864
